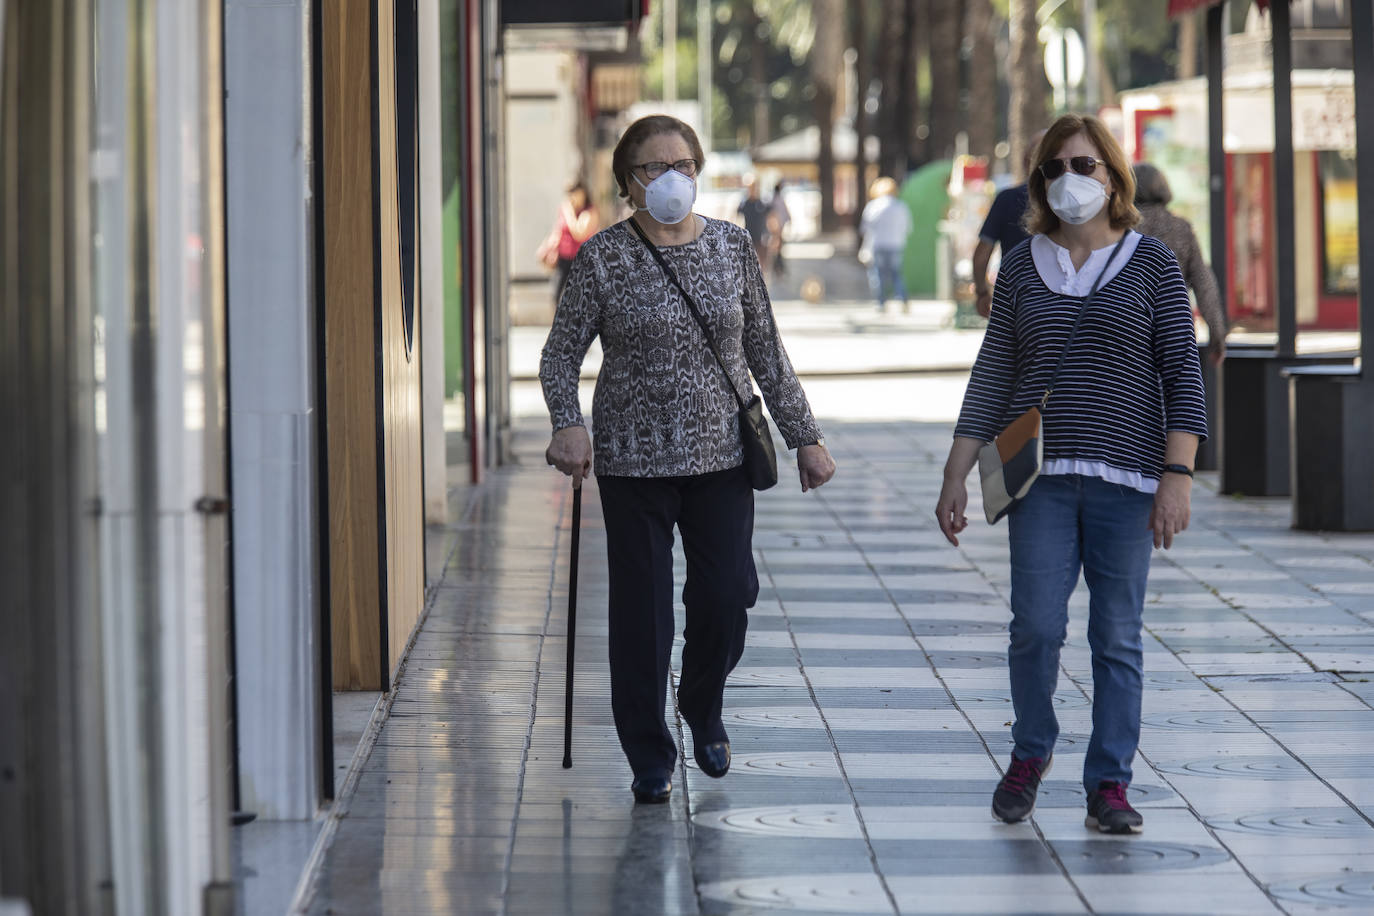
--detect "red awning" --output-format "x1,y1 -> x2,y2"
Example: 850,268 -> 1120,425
1168,0 -> 1269,18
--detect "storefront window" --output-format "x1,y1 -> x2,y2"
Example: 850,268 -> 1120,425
1319,149 -> 1358,296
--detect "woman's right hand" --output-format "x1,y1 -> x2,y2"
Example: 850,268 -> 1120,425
546,426 -> 592,486
935,477 -> 970,546
935,436 -> 982,546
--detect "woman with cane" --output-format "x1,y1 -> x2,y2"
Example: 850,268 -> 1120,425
540,114 -> 835,804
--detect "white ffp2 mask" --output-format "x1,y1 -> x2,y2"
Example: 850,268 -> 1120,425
1047,172 -> 1110,225
633,169 -> 696,225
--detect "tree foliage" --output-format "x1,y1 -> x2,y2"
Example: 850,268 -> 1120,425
642,0 -> 821,149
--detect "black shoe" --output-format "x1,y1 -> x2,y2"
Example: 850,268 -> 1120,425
1085,781 -> 1144,834
991,754 -> 1052,823
694,741 -> 731,778
631,775 -> 672,804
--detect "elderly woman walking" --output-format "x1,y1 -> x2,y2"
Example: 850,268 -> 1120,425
1132,162 -> 1228,364
541,114 -> 836,804
935,114 -> 1208,834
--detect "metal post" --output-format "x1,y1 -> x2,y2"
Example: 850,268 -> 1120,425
1206,3 -> 1226,309
1271,0 -> 1297,357
1083,0 -> 1097,111
1352,0 -> 1374,377
697,0 -> 710,150
664,0 -> 676,102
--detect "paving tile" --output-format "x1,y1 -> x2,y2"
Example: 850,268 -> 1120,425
297,417 -> 1374,916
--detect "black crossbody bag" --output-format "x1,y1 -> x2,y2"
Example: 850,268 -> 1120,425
628,219 -> 779,491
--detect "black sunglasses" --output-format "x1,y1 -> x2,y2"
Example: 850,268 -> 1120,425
1039,156 -> 1106,180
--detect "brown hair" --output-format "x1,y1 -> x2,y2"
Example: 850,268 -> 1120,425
611,115 -> 706,199
1024,114 -> 1139,236
1131,162 -> 1173,206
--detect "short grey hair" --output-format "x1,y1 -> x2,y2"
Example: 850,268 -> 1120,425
1132,162 -> 1172,206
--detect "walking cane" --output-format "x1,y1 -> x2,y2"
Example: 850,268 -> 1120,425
561,482 -> 582,769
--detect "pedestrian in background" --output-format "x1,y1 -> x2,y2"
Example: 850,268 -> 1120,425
737,175 -> 772,270
540,114 -> 836,806
935,113 -> 1207,836
859,176 -> 913,313
971,129 -> 1047,318
537,181 -> 599,308
767,180 -> 791,278
1133,163 -> 1228,364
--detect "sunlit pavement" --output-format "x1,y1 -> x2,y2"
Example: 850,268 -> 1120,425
300,379 -> 1374,914
299,243 -> 1374,914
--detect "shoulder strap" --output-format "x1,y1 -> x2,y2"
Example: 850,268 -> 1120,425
1040,231 -> 1131,411
626,218 -> 749,411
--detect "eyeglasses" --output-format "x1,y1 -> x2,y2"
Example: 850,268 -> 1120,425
634,159 -> 699,180
1039,156 -> 1106,180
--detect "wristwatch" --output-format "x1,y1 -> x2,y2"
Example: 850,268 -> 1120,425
1162,463 -> 1194,478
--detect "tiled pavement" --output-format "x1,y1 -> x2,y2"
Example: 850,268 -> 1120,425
303,416 -> 1374,916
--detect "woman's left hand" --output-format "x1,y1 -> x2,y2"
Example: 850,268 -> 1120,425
798,443 -> 836,493
1149,473 -> 1192,549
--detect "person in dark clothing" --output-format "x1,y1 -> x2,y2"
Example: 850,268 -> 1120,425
541,116 -> 836,806
736,176 -> 772,269
768,180 -> 791,278
971,129 -> 1046,317
1132,162 -> 1228,364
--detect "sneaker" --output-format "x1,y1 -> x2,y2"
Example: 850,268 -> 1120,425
991,754 -> 1052,823
1085,781 -> 1144,834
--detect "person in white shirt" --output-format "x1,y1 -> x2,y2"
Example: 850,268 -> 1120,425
859,176 -> 913,313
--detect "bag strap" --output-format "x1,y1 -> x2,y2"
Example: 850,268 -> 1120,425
626,218 -> 750,411
1039,231 -> 1131,411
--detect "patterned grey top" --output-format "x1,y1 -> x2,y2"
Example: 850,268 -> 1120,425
539,217 -> 823,478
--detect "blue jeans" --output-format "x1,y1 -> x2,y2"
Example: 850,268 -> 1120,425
1005,474 -> 1154,790
869,248 -> 907,305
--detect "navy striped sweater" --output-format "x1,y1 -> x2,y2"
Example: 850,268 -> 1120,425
955,234 -> 1208,486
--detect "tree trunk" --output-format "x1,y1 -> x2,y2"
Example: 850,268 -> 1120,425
876,0 -> 906,176
852,0 -> 872,230
746,5 -> 769,147
812,0 -> 844,231
926,0 -> 962,162
964,0 -> 997,160
905,0 -> 925,167
1177,12 -> 1199,80
1008,0 -> 1046,177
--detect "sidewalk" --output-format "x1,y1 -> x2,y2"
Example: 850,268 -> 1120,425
298,412 -> 1374,916
508,232 -> 1360,382
510,297 -> 987,381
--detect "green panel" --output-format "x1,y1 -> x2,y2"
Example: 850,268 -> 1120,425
440,0 -> 463,397
900,160 -> 953,298
443,186 -> 463,398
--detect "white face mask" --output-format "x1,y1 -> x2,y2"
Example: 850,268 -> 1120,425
1047,172 -> 1110,225
633,169 -> 696,225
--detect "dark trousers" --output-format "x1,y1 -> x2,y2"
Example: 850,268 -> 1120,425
597,467 -> 759,779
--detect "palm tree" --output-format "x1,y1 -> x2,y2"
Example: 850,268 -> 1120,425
875,0 -> 914,176
1008,0 -> 1047,174
926,0 -> 962,162
851,0 -> 873,230
811,0 -> 843,230
964,0 -> 997,160
712,0 -> 817,148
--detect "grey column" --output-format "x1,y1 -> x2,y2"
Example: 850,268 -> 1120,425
0,2 -> 111,913
224,0 -> 324,820
1206,3 -> 1226,308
